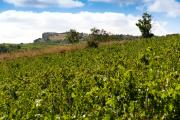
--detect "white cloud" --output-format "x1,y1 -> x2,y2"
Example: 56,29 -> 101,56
89,0 -> 112,3
0,10 -> 168,43
145,0 -> 180,17
152,21 -> 169,35
89,0 -> 139,5
89,0 -> 180,17
3,0 -> 84,8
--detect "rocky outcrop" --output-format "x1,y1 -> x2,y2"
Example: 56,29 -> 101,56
42,32 -> 67,41
34,32 -> 88,43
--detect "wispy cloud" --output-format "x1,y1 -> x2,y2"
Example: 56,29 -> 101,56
3,0 -> 84,8
145,0 -> 180,17
89,0 -> 139,5
3,0 -> 180,17
89,0 -> 180,17
89,0 -> 112,3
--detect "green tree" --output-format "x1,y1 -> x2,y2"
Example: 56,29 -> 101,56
65,29 -> 80,43
87,28 -> 109,48
87,28 -> 99,48
90,28 -> 109,41
136,12 -> 154,38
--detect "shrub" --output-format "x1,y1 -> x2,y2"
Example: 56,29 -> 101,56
0,44 -> 9,53
87,28 -> 109,48
87,39 -> 99,48
65,29 -> 80,43
0,44 -> 21,53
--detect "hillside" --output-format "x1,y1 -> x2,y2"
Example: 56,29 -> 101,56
33,32 -> 137,44
34,32 -> 88,44
0,35 -> 179,119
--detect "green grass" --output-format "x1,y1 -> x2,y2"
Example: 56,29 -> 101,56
20,42 -> 62,50
0,35 -> 179,119
0,42 -> 61,53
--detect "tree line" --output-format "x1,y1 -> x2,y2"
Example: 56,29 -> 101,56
65,12 -> 154,47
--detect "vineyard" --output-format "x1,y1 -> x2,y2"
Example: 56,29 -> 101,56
0,35 -> 179,119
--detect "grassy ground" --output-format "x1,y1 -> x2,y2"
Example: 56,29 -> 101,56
0,35 -> 179,119
0,40 -> 127,60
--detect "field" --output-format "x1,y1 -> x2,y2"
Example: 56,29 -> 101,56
0,35 -> 179,119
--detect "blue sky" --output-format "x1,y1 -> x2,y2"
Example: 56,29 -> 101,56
0,0 -> 180,43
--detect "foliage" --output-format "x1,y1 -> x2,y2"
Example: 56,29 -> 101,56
65,29 -> 80,43
87,28 -> 109,48
136,12 -> 154,38
91,28 -> 109,42
0,44 -> 21,53
0,35 -> 179,119
87,39 -> 99,48
108,34 -> 138,41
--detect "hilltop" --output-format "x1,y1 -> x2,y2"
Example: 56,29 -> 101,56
33,32 -> 88,44
33,31 -> 138,44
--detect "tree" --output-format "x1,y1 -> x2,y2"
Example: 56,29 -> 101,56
87,28 -> 109,48
87,28 -> 100,48
90,28 -> 109,41
136,12 -> 154,38
91,27 -> 100,35
65,29 -> 80,43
